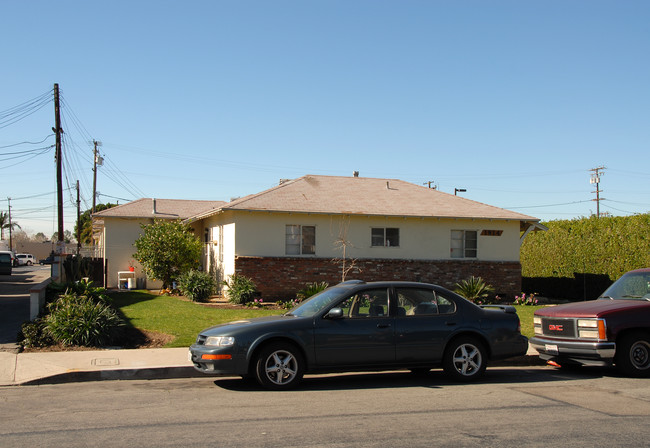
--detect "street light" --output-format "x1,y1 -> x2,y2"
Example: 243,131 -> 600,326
455,188 -> 466,196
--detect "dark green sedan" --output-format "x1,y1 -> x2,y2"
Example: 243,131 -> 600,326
189,280 -> 528,390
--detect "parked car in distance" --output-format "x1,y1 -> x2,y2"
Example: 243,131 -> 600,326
16,253 -> 36,266
39,254 -> 56,265
530,268 -> 650,377
190,280 -> 528,390
0,251 -> 12,275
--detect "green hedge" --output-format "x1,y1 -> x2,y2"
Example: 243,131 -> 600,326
521,214 -> 650,299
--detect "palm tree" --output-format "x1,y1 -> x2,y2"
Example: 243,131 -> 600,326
0,211 -> 20,240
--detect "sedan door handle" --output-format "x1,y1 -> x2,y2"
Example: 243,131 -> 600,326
377,323 -> 392,329
446,322 -> 457,326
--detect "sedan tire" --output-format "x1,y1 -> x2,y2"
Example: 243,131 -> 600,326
254,342 -> 305,390
615,332 -> 650,377
443,337 -> 487,381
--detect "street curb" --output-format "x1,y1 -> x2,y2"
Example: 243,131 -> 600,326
9,355 -> 545,386
19,366 -> 205,386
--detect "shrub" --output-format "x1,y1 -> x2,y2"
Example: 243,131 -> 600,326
178,270 -> 215,302
276,299 -> 301,310
296,282 -> 329,301
45,293 -> 124,347
18,318 -> 53,348
222,274 -> 258,304
454,276 -> 495,304
67,279 -> 111,304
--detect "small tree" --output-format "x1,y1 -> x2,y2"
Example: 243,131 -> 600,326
133,219 -> 202,289
331,217 -> 361,281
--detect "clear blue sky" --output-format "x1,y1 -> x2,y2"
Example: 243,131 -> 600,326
2,1 -> 649,237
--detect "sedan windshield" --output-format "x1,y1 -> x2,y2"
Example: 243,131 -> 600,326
287,287 -> 346,317
600,272 -> 650,301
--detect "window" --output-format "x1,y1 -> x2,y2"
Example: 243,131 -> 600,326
339,288 -> 389,318
451,230 -> 477,258
371,227 -> 400,247
395,288 -> 457,316
285,225 -> 315,255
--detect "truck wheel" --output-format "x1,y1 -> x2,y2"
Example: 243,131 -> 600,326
443,337 -> 487,381
253,343 -> 304,390
615,333 -> 650,377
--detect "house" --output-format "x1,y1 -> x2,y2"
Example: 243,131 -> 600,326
94,174 -> 544,298
93,198 -> 225,289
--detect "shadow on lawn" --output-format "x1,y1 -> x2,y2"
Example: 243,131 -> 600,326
108,290 -> 172,348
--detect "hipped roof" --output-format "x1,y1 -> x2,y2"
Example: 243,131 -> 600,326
191,175 -> 539,223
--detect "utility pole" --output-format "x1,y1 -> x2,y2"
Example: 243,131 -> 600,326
76,180 -> 81,255
53,83 -> 64,247
589,166 -> 606,218
92,140 -> 102,213
7,197 -> 12,251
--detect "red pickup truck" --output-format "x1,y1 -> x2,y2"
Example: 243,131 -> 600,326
530,268 -> 650,377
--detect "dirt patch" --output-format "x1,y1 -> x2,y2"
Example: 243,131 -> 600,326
21,327 -> 175,353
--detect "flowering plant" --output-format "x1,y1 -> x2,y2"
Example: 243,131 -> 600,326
514,293 -> 538,306
245,298 -> 264,308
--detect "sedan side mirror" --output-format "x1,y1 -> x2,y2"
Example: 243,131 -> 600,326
325,307 -> 344,319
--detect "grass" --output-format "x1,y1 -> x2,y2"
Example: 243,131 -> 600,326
109,291 -> 544,348
110,291 -> 281,347
514,304 -> 544,339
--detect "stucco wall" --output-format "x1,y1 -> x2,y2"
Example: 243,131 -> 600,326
203,211 -> 522,261
102,217 -> 162,289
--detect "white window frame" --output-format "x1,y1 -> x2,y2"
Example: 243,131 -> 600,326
285,225 -> 316,255
450,230 -> 477,258
371,227 -> 400,247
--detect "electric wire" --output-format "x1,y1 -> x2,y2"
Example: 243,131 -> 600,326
0,89 -> 52,129
0,134 -> 54,149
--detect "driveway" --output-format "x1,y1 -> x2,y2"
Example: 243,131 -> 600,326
0,266 -> 51,344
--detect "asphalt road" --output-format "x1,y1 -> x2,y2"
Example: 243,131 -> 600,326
0,265 -> 51,343
1,367 -> 648,447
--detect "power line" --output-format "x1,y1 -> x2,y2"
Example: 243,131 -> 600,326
0,89 -> 52,129
0,134 -> 54,149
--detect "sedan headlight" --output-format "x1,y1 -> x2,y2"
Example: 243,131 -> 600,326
204,336 -> 235,347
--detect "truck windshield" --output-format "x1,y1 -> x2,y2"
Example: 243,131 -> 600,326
600,272 -> 650,301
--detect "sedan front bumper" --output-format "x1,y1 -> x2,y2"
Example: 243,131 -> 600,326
530,336 -> 616,367
189,345 -> 249,376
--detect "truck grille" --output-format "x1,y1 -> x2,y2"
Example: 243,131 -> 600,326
540,318 -> 576,338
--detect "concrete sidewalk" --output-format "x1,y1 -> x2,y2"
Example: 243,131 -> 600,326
0,345 -> 542,386
0,346 -> 203,386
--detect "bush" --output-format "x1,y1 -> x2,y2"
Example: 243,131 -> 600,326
45,293 -> 124,347
222,274 -> 258,305
454,276 -> 495,304
18,318 -> 53,348
178,270 -> 215,302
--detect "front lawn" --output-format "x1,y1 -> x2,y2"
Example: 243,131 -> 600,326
110,291 -> 543,348
110,291 -> 281,347
514,304 -> 544,339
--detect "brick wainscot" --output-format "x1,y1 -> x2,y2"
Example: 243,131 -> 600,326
235,256 -> 522,301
